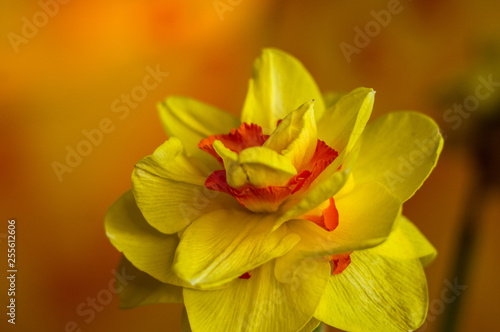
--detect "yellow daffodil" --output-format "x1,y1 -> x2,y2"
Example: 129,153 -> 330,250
105,48 -> 443,332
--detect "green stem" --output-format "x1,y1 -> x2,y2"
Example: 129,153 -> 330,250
313,323 -> 327,332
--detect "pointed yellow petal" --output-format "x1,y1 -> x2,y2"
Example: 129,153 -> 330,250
105,191 -> 189,287
116,257 -> 183,309
183,260 -> 330,332
314,223 -> 429,332
317,87 -> 374,156
214,140 -> 297,188
352,111 -> 443,202
132,137 -> 238,234
158,96 -> 240,170
241,48 -> 325,134
263,101 -> 318,170
173,209 -> 300,288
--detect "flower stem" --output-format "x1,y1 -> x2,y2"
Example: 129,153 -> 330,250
313,323 -> 328,332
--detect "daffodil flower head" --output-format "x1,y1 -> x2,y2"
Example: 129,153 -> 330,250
105,48 -> 443,332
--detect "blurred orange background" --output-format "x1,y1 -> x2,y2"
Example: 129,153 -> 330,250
1,0 -> 500,331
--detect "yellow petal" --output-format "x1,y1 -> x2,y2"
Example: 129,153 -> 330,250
317,87 -> 374,156
116,257 -> 183,309
297,318 -> 321,332
275,182 -> 400,281
132,137 -> 238,234
212,140 -> 248,188
277,141 -> 359,228
314,223 -> 429,331
381,215 -> 437,267
239,147 -> 298,187
105,191 -> 189,288
332,181 -> 401,253
158,96 -> 241,171
134,137 -> 206,186
173,209 -> 300,289
352,111 -> 443,202
241,48 -> 325,134
263,101 -> 318,170
213,140 -> 297,188
278,165 -> 348,226
183,259 -> 330,332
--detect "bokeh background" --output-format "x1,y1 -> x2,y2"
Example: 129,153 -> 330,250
2,0 -> 500,331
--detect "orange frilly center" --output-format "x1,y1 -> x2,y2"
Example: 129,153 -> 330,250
199,122 -> 351,275
200,123 -> 338,212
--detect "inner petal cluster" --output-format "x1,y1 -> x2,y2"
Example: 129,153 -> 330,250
199,122 -> 338,213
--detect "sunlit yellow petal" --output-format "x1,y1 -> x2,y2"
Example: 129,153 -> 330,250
241,48 -> 325,134
352,111 -> 443,202
275,182 -> 400,281
317,87 -> 374,156
314,227 -> 429,332
173,209 -> 300,289
105,191 -> 189,287
132,137 -> 238,234
278,165 -> 348,226
277,141 -> 360,228
382,215 -> 437,267
214,140 -> 297,188
184,260 -> 330,332
264,101 -> 318,170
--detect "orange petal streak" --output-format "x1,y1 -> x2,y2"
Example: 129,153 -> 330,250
330,252 -> 352,275
198,123 -> 268,165
201,122 -> 338,212
303,198 -> 351,275
238,272 -> 252,279
303,197 -> 339,231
